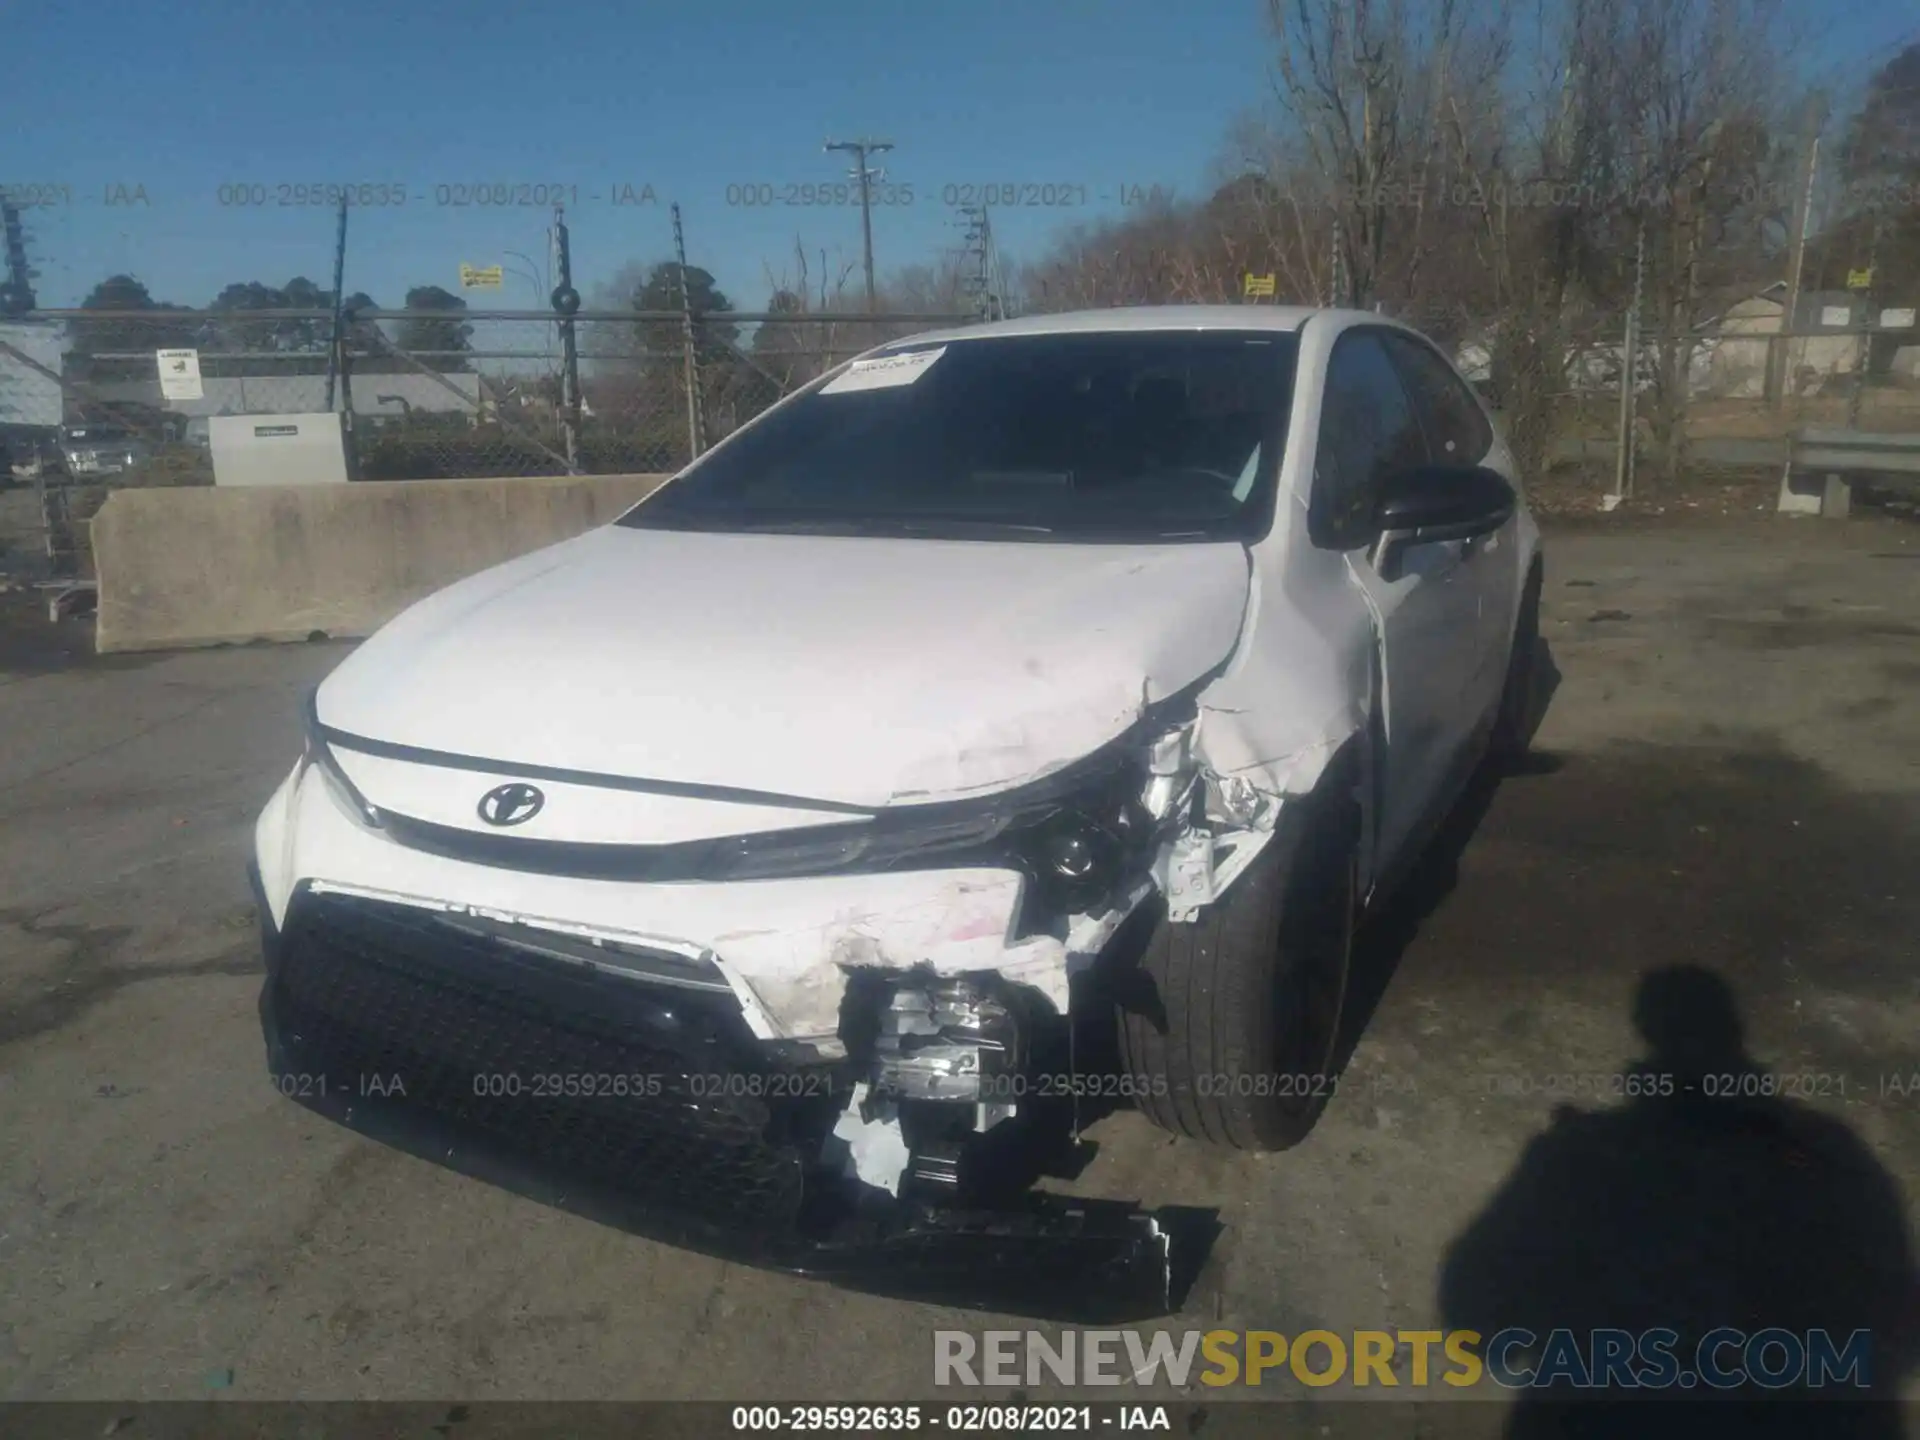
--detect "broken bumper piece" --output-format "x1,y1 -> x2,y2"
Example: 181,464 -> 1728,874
256,886 -> 1178,1321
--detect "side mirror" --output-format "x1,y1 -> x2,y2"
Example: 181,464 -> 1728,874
1371,464 -> 1514,579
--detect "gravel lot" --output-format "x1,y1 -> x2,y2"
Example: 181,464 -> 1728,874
1,515 -> 1916,1427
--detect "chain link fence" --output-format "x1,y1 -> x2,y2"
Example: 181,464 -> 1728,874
9,308 -> 975,475
7,288 -> 1918,583
0,306 -> 975,579
1378,294 -> 1920,509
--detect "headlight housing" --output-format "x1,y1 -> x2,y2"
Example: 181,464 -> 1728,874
298,682 -> 1213,909
1008,760 -> 1173,919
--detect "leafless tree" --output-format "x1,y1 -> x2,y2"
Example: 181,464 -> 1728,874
1261,0 -> 1494,308
729,0 -> 1823,492
1598,0 -> 1787,483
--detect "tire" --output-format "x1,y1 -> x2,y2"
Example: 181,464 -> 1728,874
1489,563 -> 1543,763
1116,768 -> 1359,1152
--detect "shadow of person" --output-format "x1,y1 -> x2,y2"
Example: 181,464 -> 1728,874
1438,965 -> 1919,1438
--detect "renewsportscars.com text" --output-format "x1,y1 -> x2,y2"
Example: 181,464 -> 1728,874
933,1328 -> 1874,1390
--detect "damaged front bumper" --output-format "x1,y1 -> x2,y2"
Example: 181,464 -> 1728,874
248,681 -> 1311,1316
253,879 -> 1188,1320
264,686 -> 1290,1054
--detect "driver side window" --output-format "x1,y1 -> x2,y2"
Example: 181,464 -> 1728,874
1382,333 -> 1494,467
1310,332 -> 1427,551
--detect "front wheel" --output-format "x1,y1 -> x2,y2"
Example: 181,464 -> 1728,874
1116,773 -> 1359,1152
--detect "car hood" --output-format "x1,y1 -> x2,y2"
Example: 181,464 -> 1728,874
315,523 -> 1252,810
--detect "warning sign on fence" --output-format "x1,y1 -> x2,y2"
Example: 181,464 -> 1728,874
155,348 -> 203,401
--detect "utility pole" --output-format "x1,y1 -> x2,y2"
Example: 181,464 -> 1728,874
1847,208 -> 1883,432
550,205 -> 582,474
323,195 -> 350,414
1613,215 -> 1646,504
1770,92 -> 1826,411
672,202 -> 706,459
1329,216 -> 1346,307
1667,123 -> 1723,489
825,138 -> 893,313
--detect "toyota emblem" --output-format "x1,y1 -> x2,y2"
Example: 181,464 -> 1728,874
478,782 -> 545,827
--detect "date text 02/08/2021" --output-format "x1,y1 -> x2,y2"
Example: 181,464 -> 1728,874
730,1405 -> 1171,1432
1474,1071 -> 1881,1100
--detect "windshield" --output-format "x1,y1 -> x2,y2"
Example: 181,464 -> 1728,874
622,331 -> 1297,542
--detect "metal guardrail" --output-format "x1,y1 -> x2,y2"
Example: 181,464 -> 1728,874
1778,428 -> 1920,517
1789,429 -> 1920,478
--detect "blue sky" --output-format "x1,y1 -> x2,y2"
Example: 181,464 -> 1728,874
9,0 -> 1915,314
9,0 -> 1272,313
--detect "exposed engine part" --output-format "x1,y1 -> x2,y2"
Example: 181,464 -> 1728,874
1206,770 -> 1282,829
856,973 -> 1032,1197
909,1143 -> 964,1191
873,975 -> 1023,1117
1153,823 -> 1281,924
1155,828 -> 1218,922
829,1081 -> 912,1196
1140,725 -> 1199,821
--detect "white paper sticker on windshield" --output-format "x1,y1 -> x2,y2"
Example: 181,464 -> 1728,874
821,346 -> 947,394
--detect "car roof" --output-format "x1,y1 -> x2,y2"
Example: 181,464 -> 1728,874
888,304 -> 1379,349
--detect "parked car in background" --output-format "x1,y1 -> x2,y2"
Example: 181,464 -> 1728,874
57,424 -> 150,476
6,434 -> 63,482
250,305 -> 1544,1314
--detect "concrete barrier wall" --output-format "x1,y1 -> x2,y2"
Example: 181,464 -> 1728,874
92,472 -> 672,654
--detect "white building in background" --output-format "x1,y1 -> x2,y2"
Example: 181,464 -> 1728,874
1701,283 -> 1920,398
1451,336 -> 1706,396
1453,285 -> 1920,403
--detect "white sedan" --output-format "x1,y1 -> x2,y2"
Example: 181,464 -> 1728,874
250,305 -> 1542,1309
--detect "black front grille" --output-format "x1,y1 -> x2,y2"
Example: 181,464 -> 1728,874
269,892 -> 838,1235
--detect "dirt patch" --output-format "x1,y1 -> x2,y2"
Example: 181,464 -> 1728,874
1529,459 -> 1787,518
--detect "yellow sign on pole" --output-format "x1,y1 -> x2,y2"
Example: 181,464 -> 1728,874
1846,267 -> 1874,291
1243,273 -> 1277,299
459,264 -> 505,290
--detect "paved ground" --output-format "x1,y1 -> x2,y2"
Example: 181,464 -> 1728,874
1,515 -> 1917,1423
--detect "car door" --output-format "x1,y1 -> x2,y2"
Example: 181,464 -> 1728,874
1380,331 -> 1517,726
1308,329 -> 1481,875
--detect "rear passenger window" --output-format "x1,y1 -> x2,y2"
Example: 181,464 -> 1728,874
1383,334 -> 1493,466
1311,333 -> 1427,550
